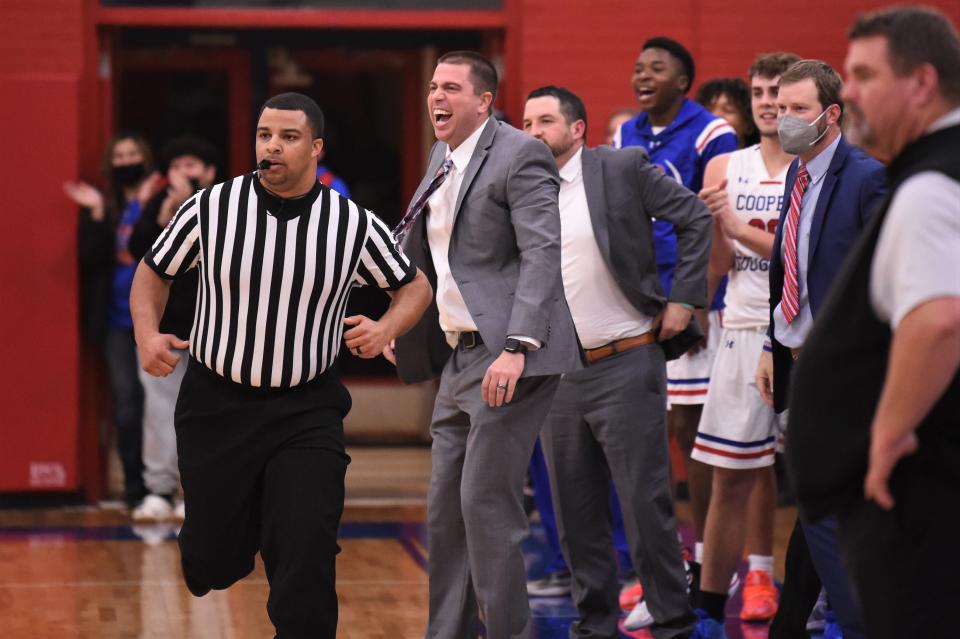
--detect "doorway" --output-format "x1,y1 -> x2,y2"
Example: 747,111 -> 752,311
116,47 -> 252,179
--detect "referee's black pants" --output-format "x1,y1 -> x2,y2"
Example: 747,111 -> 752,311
174,358 -> 351,639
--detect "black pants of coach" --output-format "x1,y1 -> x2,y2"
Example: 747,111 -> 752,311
174,358 -> 351,639
838,459 -> 960,639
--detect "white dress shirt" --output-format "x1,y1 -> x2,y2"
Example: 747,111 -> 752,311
426,118 -> 542,350
773,133 -> 841,348
871,107 -> 960,328
426,120 -> 487,343
559,148 -> 654,349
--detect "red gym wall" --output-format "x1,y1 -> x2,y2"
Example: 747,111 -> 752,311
1,0 -> 957,497
0,0 -> 89,494
510,0 -> 960,146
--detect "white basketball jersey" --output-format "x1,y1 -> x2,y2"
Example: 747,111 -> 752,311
722,146 -> 788,329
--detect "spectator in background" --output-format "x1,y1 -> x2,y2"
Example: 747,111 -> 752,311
65,132 -> 162,510
696,78 -> 759,147
316,147 -> 351,198
127,135 -> 220,522
605,108 -> 636,145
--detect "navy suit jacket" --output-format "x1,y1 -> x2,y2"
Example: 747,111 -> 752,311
769,135 -> 886,413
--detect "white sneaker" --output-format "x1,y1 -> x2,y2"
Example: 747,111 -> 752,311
624,599 -> 654,630
131,523 -> 176,546
132,494 -> 173,522
173,500 -> 186,521
526,571 -> 572,597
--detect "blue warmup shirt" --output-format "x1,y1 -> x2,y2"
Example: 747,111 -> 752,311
317,164 -> 351,199
108,199 -> 143,329
617,98 -> 738,309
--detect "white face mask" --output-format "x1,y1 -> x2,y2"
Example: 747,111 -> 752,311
778,107 -> 834,154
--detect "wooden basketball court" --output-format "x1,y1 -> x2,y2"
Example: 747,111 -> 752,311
0,447 -> 797,639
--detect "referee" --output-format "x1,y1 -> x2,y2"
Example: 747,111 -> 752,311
129,92 -> 432,637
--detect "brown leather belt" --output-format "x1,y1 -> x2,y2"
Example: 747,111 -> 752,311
584,332 -> 657,365
458,331 -> 483,349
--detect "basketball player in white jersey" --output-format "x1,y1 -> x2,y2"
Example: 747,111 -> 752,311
689,52 -> 800,632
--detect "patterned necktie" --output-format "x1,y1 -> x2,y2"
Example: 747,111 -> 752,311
393,157 -> 454,244
781,164 -> 811,324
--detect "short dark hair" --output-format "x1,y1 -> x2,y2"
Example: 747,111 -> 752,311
779,59 -> 845,123
695,78 -> 757,145
749,52 -> 802,80
695,78 -> 750,113
526,85 -> 589,139
643,37 -> 695,91
437,50 -> 499,110
160,135 -> 220,173
259,92 -> 325,139
849,5 -> 960,104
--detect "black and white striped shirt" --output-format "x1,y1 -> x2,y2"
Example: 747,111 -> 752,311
145,173 -> 415,388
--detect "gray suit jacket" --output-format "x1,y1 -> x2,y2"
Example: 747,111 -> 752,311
395,118 -> 582,383
581,145 -> 712,317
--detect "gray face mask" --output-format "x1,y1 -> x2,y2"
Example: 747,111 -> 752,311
777,107 -> 833,154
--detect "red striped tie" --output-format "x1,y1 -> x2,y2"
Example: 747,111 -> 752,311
781,165 -> 810,324
392,157 -> 453,244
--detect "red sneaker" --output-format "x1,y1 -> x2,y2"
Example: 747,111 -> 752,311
619,581 -> 644,611
740,569 -> 779,621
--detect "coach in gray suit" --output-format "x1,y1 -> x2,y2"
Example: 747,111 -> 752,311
522,87 -> 710,639
387,52 -> 581,639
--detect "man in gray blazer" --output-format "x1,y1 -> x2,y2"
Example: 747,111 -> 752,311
522,86 -> 711,639
387,52 -> 581,639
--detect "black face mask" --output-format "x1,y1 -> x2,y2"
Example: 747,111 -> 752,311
112,163 -> 146,187
189,178 -> 202,192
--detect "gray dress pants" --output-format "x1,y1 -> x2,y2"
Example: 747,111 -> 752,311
425,343 -> 559,639
137,347 -> 187,496
541,344 -> 695,639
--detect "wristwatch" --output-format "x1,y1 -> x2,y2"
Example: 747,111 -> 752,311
503,338 -> 528,355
